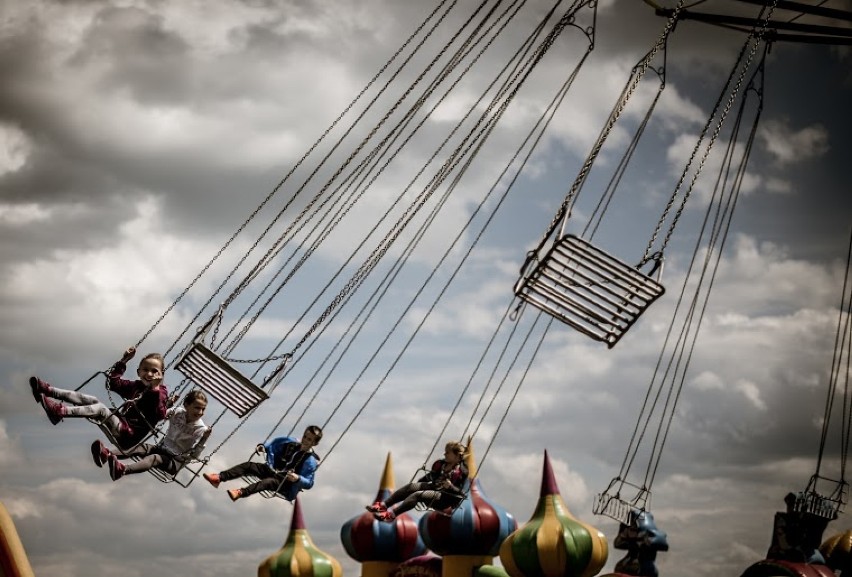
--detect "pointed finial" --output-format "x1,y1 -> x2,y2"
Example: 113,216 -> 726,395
540,450 -> 560,497
291,496 -> 306,531
380,452 -> 395,491
465,435 -> 477,479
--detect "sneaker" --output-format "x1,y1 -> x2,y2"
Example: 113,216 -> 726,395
366,501 -> 387,513
203,472 -> 221,488
28,376 -> 49,404
117,421 -> 134,438
108,455 -> 126,481
41,397 -> 65,425
227,488 -> 242,501
90,440 -> 111,468
373,509 -> 396,522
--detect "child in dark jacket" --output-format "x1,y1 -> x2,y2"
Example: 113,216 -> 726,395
368,441 -> 467,521
202,426 -> 323,502
29,346 -> 170,451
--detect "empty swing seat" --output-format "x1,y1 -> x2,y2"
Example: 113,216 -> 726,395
592,478 -> 650,525
514,234 -> 665,348
175,343 -> 268,418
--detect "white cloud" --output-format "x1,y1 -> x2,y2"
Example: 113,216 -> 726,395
759,118 -> 830,166
1,2 -> 851,577
0,123 -> 31,176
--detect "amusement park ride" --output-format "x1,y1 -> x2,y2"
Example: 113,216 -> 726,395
10,1 -> 852,576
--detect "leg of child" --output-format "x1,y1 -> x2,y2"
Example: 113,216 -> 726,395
218,461 -> 275,484
393,489 -> 443,515
115,443 -> 155,464
108,446 -> 178,480
39,385 -> 121,429
239,475 -> 286,497
123,447 -> 178,475
218,462 -> 281,499
45,386 -> 102,409
384,482 -> 431,509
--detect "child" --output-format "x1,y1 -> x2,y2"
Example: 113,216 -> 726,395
92,389 -> 213,481
29,346 -> 170,452
202,425 -> 322,502
367,441 -> 467,521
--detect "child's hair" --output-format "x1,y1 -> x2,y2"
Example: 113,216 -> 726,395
183,389 -> 208,406
140,352 -> 165,371
304,425 -> 323,443
445,441 -> 465,457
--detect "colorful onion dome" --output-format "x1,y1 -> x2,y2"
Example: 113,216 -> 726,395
419,439 -> 517,557
821,530 -> 852,573
499,451 -> 608,577
259,497 -> 342,577
388,553 -> 443,577
739,559 -> 837,577
342,453 -> 426,563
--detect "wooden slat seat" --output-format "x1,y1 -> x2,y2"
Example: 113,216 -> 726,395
515,234 -> 665,348
175,343 -> 268,418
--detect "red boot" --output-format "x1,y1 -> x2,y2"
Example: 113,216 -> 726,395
41,397 -> 65,425
203,473 -> 221,488
91,440 -> 112,468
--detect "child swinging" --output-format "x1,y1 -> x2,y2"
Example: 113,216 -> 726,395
368,441 -> 467,521
92,389 -> 212,481
29,346 -> 170,452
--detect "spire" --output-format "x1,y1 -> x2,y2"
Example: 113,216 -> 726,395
465,436 -> 478,479
291,494 -> 306,531
258,497 -> 342,577
380,452 -> 395,492
540,450 -> 559,497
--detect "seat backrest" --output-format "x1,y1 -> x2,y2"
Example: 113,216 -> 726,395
515,234 -> 665,348
175,343 -> 269,417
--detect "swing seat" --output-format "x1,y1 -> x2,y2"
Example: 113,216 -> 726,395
242,474 -> 290,500
143,458 -> 205,488
514,234 -> 665,348
593,480 -> 650,525
175,342 -> 268,418
791,489 -> 844,521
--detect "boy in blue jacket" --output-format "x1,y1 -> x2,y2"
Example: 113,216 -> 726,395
202,425 -> 322,501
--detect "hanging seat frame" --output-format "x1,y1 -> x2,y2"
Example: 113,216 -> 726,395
593,477 -> 651,525
174,309 -> 270,418
514,234 -> 665,348
175,342 -> 268,418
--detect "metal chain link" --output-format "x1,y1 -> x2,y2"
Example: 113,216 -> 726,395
528,0 -> 684,260
138,1 -> 456,361
641,0 -> 778,263
314,1 -> 590,468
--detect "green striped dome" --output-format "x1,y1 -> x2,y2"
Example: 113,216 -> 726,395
259,498 -> 343,577
499,452 -> 607,577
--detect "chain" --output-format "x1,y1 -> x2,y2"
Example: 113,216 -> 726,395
529,0 -> 684,260
642,0 -> 778,263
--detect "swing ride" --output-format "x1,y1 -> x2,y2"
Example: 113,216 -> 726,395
35,0 -> 852,575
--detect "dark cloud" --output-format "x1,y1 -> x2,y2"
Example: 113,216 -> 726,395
2,1 -> 852,577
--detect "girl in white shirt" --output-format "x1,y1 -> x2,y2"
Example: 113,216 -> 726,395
91,390 -> 212,481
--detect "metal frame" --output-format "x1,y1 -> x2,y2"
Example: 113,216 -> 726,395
514,234 -> 665,348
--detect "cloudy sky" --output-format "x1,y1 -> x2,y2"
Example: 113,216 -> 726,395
1,1 -> 851,576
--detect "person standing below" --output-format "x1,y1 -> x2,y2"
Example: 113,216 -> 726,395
202,425 -> 323,502
29,347 -> 170,452
92,389 -> 212,481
